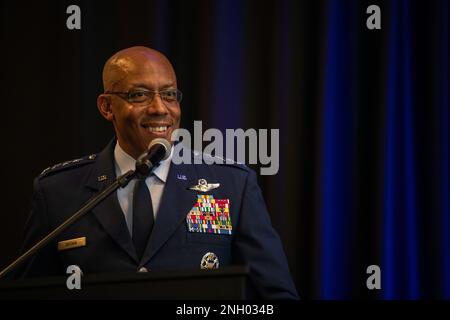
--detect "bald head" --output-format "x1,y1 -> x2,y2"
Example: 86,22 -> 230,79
102,46 -> 177,92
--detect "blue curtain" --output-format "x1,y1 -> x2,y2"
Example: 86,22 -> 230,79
382,0 -> 419,299
437,0 -> 449,300
319,0 -> 449,299
320,0 -> 357,299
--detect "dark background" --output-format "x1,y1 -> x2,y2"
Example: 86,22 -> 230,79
0,0 -> 448,299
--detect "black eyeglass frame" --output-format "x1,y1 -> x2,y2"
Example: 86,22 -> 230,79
105,89 -> 183,106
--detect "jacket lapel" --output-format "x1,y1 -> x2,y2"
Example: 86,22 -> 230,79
85,139 -> 139,263
140,161 -> 198,264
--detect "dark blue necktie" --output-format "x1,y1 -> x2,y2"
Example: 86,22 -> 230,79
132,177 -> 154,260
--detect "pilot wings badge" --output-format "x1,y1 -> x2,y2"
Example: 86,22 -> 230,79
189,179 -> 220,192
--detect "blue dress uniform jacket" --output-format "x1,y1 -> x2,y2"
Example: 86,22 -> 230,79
18,139 -> 298,299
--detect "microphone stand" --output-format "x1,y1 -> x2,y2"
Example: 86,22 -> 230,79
0,169 -> 140,279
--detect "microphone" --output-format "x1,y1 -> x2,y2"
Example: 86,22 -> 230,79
135,138 -> 172,176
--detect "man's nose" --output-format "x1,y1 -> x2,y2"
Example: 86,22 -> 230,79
146,93 -> 168,114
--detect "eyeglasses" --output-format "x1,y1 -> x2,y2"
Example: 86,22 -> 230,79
105,89 -> 183,106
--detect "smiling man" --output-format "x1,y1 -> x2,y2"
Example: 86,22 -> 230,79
17,46 -> 298,299
97,47 -> 181,159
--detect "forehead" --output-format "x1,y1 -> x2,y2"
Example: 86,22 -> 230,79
111,54 -> 177,89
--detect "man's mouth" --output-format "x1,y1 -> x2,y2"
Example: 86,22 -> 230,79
141,123 -> 171,133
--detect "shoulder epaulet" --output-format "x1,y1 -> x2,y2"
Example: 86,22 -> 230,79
39,154 -> 97,178
193,150 -> 249,172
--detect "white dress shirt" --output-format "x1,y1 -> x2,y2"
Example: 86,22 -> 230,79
114,142 -> 172,236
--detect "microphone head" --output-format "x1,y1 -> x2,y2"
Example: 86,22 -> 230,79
148,138 -> 172,161
135,138 -> 172,177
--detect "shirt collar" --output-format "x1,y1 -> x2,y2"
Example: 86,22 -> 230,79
114,142 -> 172,183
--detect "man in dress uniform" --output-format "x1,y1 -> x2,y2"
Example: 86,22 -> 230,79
17,46 -> 298,299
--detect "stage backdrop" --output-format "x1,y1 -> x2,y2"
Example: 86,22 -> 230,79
0,0 -> 448,299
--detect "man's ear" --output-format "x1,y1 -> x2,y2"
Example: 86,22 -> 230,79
97,94 -> 114,121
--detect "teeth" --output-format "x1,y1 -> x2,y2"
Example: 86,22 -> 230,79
147,126 -> 167,132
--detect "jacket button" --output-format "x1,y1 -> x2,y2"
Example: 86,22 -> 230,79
138,267 -> 148,273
